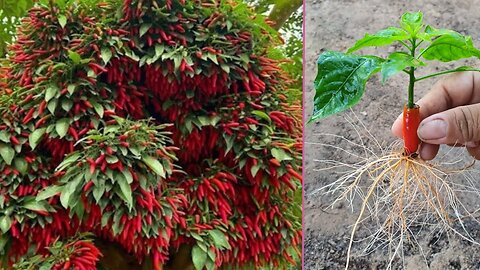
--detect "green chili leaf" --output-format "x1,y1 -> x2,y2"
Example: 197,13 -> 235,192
142,155 -> 165,178
400,11 -> 423,36
192,245 -> 207,270
420,32 -> 480,62
310,51 -> 383,121
101,47 -> 112,65
36,186 -> 63,201
68,50 -> 82,65
55,118 -> 70,138
380,52 -> 425,83
208,229 -> 231,249
58,15 -> 67,28
29,128 -> 46,150
0,216 -> 12,233
347,27 -> 410,53
0,144 -> 15,165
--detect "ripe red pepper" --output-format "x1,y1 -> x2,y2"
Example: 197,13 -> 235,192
402,104 -> 420,155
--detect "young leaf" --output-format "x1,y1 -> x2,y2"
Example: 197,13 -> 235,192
400,11 -> 423,36
0,144 -> 15,165
29,128 -> 46,150
310,51 -> 383,121
347,27 -> 409,53
420,33 -> 480,62
380,52 -> 425,83
192,245 -> 207,270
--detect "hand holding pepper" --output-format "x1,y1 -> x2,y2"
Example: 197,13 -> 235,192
392,72 -> 480,160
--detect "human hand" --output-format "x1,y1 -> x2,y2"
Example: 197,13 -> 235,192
392,72 -> 480,160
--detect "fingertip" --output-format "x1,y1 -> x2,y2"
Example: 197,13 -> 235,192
467,145 -> 480,160
419,143 -> 439,160
391,113 -> 403,138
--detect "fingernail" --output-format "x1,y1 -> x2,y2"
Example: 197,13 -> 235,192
418,119 -> 447,141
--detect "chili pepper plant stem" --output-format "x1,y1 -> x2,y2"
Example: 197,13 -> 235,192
407,38 -> 417,109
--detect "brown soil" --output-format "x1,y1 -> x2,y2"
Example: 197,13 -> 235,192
304,0 -> 480,269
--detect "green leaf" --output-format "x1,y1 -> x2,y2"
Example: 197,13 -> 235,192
418,25 -> 456,41
122,169 -> 133,184
45,85 -> 58,102
347,27 -> 409,53
192,245 -> 207,270
14,158 -> 28,175
400,11 -> 423,36
310,51 -> 383,121
271,148 -> 293,162
93,182 -> 105,203
380,52 -> 424,83
23,200 -> 48,212
55,118 -> 70,138
68,50 -> 81,65
101,48 -> 112,64
36,186 -> 63,201
60,174 -> 83,209
0,131 -> 9,143
0,144 -> 15,165
91,101 -> 104,118
420,33 -> 480,62
208,229 -> 231,249
250,164 -> 261,178
56,152 -> 81,172
117,173 -> 133,209
0,216 -> 12,233
47,99 -> 58,114
58,15 -> 67,28
29,128 -> 46,150
142,155 -> 165,178
67,84 -> 76,95
140,23 -> 152,37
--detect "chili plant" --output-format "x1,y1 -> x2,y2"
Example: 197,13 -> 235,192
310,11 -> 480,269
311,11 -> 480,155
0,0 -> 302,269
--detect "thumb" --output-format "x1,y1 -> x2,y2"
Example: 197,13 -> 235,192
417,104 -> 480,145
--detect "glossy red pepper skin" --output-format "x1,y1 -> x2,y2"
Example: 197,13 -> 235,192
403,104 -> 421,155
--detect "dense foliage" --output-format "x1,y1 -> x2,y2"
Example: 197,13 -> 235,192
0,0 -> 302,269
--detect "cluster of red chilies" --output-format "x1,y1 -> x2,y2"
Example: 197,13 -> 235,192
51,240 -> 102,270
0,0 -> 302,269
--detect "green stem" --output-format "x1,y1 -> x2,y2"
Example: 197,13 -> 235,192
407,39 -> 417,108
415,68 -> 480,82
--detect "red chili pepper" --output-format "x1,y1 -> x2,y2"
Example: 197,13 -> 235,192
10,136 -> 20,145
403,104 -> 421,155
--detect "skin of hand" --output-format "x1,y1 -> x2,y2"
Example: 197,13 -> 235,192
391,72 -> 480,160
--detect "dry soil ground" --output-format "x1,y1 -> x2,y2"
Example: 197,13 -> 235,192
304,0 -> 480,269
